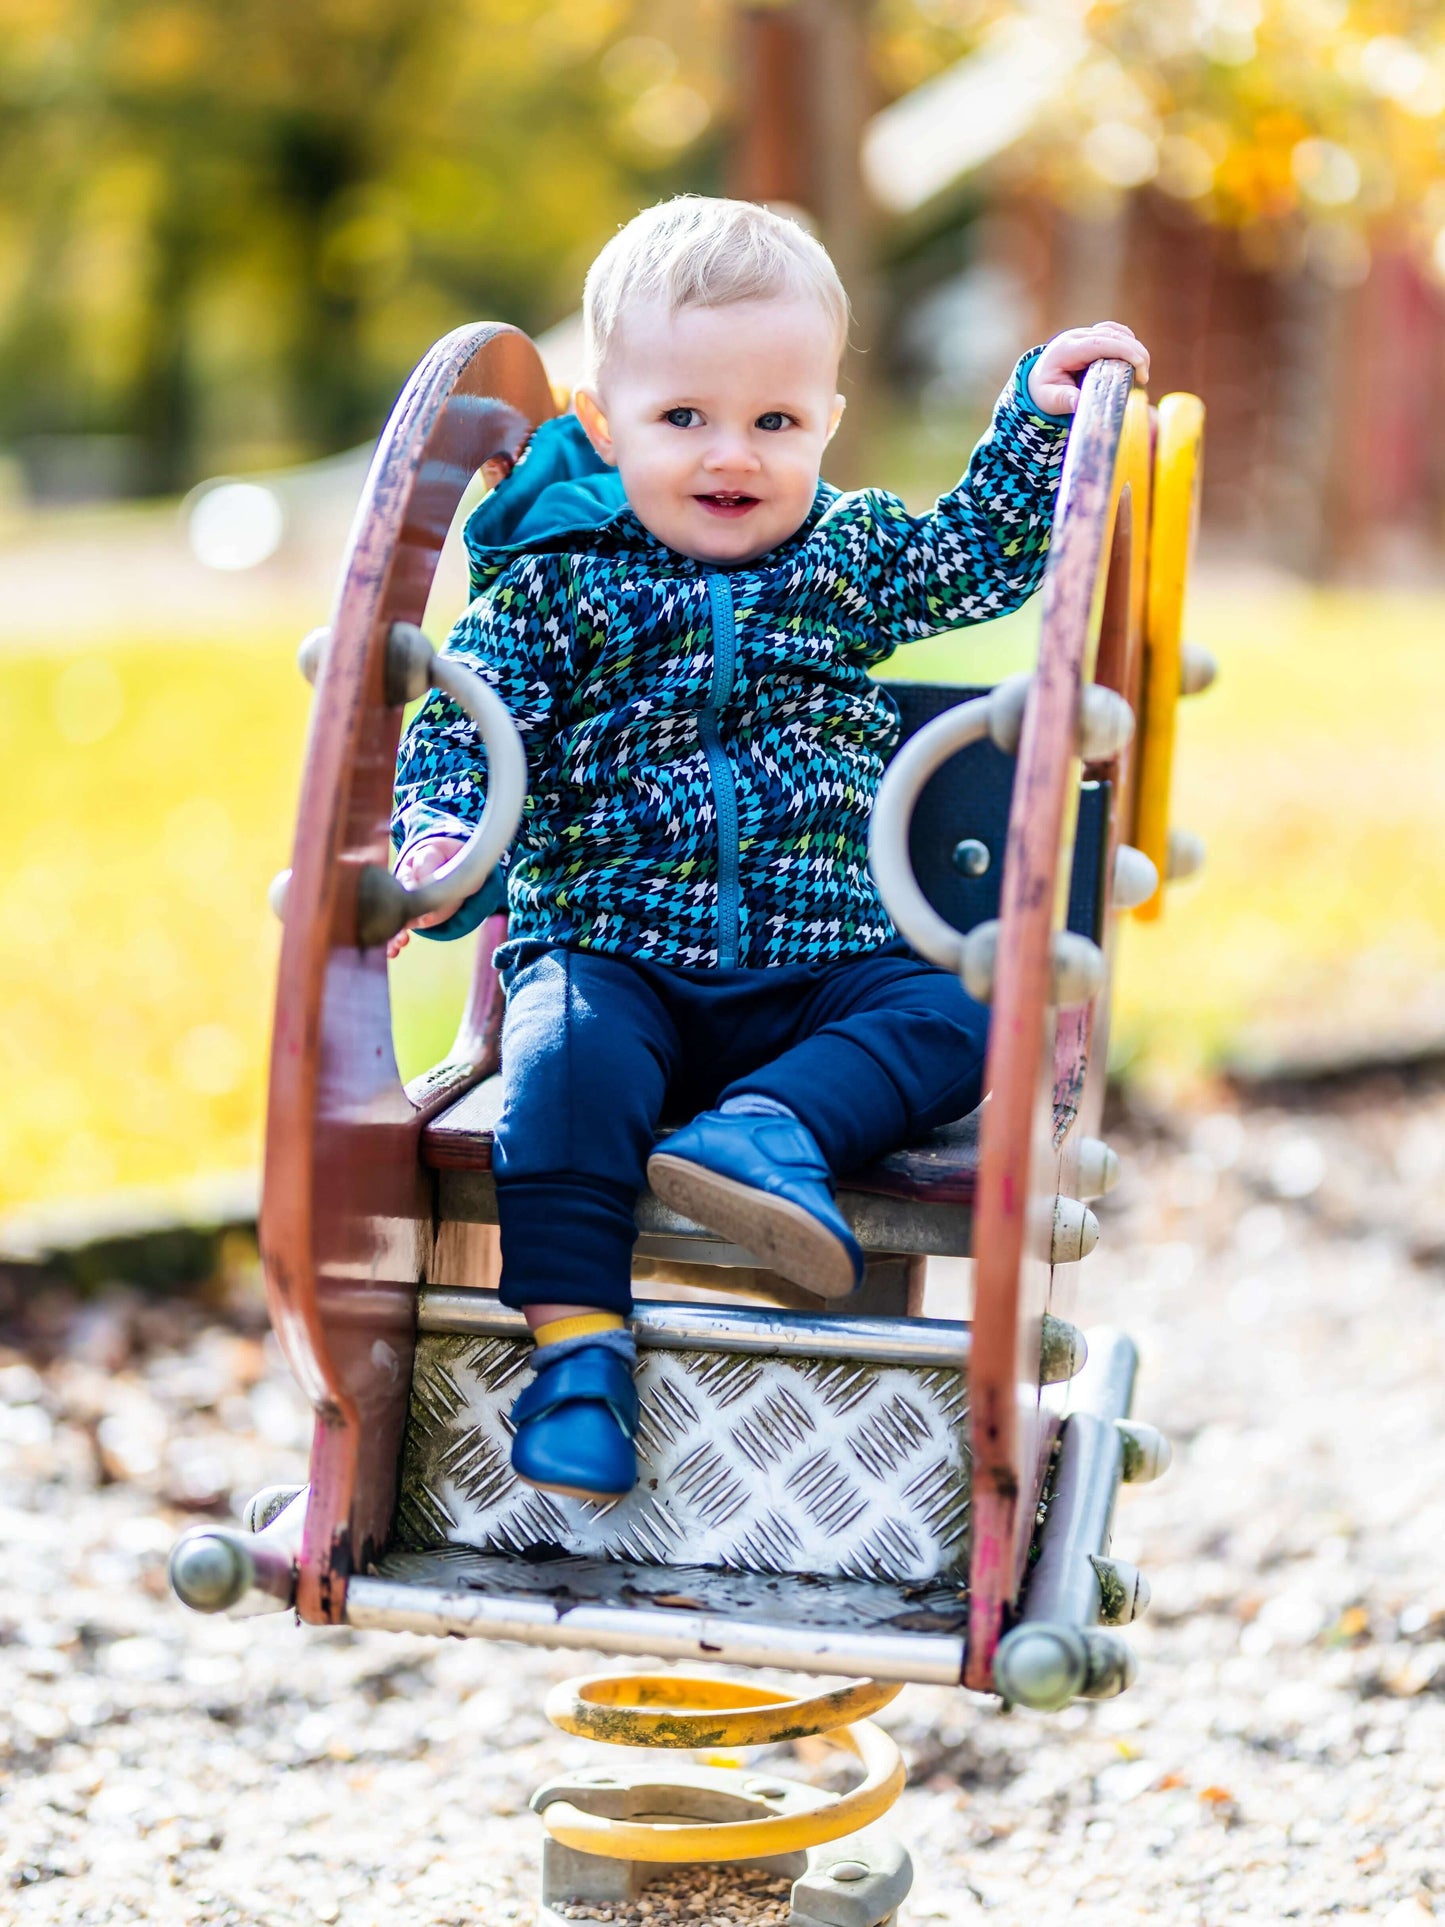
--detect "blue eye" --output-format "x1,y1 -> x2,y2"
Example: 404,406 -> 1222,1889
664,407 -> 698,428
756,412 -> 790,431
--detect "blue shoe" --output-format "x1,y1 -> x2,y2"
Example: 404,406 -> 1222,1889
510,1343 -> 639,1501
647,1111 -> 865,1300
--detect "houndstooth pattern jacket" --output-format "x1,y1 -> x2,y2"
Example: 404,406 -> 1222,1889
392,351 -> 1070,971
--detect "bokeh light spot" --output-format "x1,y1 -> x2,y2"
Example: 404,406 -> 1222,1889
187,482 -> 285,572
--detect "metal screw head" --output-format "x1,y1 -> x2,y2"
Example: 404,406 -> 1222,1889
169,1532 -> 247,1613
829,1861 -> 870,1882
951,838 -> 990,878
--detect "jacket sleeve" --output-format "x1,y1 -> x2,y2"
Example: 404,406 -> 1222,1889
846,349 -> 1072,662
390,551 -> 569,939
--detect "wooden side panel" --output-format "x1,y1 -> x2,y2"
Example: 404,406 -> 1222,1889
964,361 -> 1138,1690
261,328 -> 555,1622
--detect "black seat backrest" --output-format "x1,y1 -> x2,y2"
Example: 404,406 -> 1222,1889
880,682 -> 1110,945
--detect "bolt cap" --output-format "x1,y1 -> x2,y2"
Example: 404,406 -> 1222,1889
169,1532 -> 249,1613
994,1624 -> 1089,1710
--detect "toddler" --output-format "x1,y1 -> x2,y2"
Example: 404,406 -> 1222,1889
390,196 -> 1149,1503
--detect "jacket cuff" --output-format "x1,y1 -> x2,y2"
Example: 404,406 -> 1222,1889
415,869 -> 508,944
392,804 -> 474,858
1011,347 -> 1076,428
392,817 -> 507,943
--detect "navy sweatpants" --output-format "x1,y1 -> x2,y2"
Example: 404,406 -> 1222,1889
492,942 -> 989,1314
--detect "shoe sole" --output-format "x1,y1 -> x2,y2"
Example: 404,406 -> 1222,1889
646,1154 -> 859,1300
518,1476 -> 632,1504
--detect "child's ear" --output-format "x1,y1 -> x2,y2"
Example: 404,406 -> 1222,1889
825,395 -> 847,445
573,388 -> 616,466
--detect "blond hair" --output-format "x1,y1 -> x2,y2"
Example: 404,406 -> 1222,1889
582,196 -> 849,378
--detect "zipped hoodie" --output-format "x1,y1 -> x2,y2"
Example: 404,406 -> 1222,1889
392,349 -> 1070,969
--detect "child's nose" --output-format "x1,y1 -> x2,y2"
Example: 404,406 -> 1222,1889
701,433 -> 761,474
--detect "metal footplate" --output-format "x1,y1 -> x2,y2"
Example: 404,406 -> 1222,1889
353,1294 -> 983,1683
341,1293 -> 1109,1688
172,1297 -> 1164,1707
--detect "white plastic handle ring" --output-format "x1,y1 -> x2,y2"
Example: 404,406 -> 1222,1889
868,694 -> 995,973
397,651 -> 528,929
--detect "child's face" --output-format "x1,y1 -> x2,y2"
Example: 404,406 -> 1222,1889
574,295 -> 845,566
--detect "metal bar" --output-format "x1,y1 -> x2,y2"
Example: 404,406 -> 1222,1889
991,1328 -> 1140,1709
1018,1326 -> 1136,1628
343,1577 -> 965,1686
417,1289 -> 971,1369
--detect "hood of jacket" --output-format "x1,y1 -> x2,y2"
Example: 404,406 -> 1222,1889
462,413 -> 634,593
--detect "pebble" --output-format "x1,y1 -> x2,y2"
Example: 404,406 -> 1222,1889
3,1090 -> 1445,1922
555,1865 -> 791,1925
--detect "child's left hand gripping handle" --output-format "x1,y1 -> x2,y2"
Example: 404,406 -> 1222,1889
269,621 -> 528,950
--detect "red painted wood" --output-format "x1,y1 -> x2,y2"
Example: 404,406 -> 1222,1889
261,328 -> 555,1623
964,360 -> 1139,1690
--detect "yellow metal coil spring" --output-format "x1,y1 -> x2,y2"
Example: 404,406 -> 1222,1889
541,1673 -> 906,1863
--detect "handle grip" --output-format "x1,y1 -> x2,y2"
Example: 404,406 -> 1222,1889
275,621 -> 528,947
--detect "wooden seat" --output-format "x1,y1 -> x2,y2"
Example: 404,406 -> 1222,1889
424,1083 -> 981,1205
423,1076 -> 980,1261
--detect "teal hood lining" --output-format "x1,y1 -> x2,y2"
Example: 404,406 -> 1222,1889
463,414 -> 628,578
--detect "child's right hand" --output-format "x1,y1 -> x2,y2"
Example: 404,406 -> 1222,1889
387,836 -> 467,959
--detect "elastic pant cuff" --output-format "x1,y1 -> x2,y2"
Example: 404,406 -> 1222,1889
526,1329 -> 638,1375
496,1174 -> 638,1315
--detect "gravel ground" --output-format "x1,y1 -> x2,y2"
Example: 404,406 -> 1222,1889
3,1080 -> 1445,1925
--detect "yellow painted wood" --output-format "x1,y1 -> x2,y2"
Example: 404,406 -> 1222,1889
1133,392 -> 1206,920
1115,388 -> 1154,651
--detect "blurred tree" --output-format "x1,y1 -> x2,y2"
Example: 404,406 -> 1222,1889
870,0 -> 1445,282
0,0 -> 731,489
6,1 -> 1441,493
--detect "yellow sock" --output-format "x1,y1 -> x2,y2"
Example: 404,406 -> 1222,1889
532,1312 -> 625,1347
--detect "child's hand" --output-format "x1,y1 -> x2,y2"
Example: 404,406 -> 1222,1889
1028,323 -> 1150,417
387,836 -> 467,959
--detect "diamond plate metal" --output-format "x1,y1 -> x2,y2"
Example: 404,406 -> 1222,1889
396,1331 -> 970,1585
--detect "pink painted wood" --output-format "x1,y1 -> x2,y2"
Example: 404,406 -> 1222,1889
964,360 -> 1143,1691
261,328 -> 555,1623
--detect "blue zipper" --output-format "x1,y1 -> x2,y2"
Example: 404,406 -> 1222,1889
702,574 -> 741,969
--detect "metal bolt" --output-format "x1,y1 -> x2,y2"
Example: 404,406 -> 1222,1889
169,1532 -> 249,1614
830,1861 -> 870,1882
951,838 -> 990,878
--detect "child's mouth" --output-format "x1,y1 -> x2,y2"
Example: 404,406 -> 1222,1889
695,492 -> 759,518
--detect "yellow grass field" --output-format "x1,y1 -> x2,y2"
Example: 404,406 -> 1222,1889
4,580 -> 1444,1215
